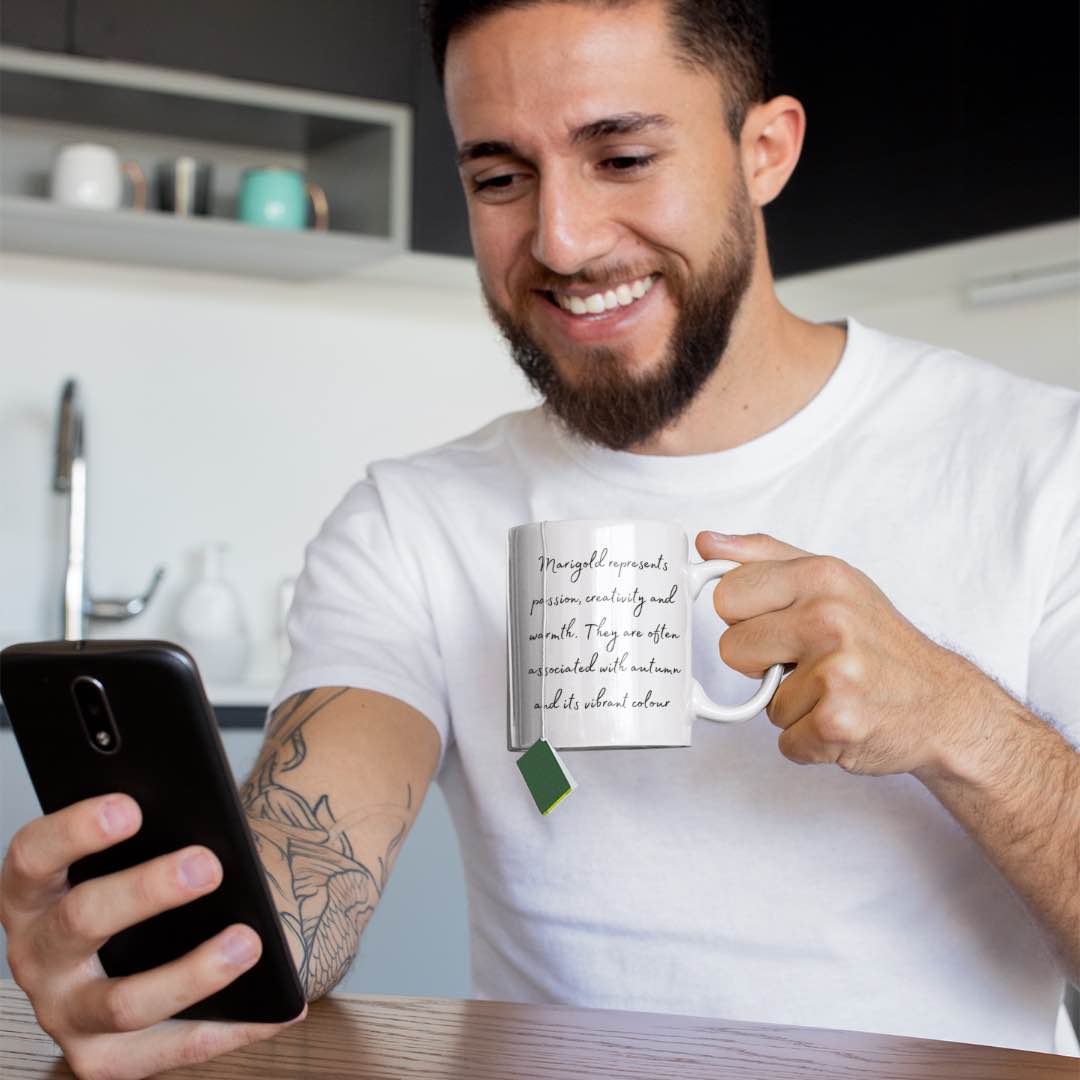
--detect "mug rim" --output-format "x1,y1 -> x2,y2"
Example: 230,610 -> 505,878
55,142 -> 116,156
240,165 -> 302,177
510,517 -> 683,534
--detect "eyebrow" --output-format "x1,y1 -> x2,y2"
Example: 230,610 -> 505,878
456,111 -> 674,167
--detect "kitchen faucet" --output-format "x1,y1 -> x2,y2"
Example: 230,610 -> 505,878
53,379 -> 165,640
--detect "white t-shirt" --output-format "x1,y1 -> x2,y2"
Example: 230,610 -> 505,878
271,315 -> 1080,1054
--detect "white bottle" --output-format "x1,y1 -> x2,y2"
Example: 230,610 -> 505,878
175,542 -> 251,684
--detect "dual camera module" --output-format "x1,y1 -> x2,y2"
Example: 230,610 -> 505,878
70,676 -> 121,754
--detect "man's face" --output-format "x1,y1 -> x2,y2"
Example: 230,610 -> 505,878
444,0 -> 760,451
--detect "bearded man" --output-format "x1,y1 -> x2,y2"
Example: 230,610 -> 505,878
3,3 -> 1077,1074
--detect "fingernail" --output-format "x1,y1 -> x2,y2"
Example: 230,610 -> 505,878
180,851 -> 218,889
708,531 -> 734,543
100,797 -> 132,835
222,928 -> 259,966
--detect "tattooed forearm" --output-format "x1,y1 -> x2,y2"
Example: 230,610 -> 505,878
240,688 -> 413,1000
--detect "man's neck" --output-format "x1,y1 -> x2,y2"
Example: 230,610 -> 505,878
628,305 -> 848,457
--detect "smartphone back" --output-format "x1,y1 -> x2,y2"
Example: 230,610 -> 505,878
0,639 -> 305,1023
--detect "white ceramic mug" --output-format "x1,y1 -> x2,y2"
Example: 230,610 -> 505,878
50,142 -> 146,211
507,519 -> 785,751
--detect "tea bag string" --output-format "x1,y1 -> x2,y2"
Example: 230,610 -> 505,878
540,519 -> 548,743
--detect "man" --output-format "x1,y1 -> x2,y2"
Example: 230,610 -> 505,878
2,1 -> 1077,1075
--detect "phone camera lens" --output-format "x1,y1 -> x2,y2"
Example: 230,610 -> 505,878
71,676 -> 121,755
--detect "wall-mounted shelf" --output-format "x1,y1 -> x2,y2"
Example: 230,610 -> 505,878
0,45 -> 412,279
0,194 -> 401,280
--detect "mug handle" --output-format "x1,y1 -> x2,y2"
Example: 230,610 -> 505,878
305,181 -> 330,231
686,559 -> 785,724
122,160 -> 146,212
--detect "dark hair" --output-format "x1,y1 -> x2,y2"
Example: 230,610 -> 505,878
421,0 -> 775,144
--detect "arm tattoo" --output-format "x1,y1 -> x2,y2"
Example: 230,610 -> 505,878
240,689 -> 412,999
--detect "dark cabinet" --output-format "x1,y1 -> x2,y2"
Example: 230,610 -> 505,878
763,2 -> 1078,278
0,0 -> 70,52
411,37 -> 472,258
69,0 -> 416,102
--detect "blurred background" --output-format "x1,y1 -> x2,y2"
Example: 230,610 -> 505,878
0,0 -> 1077,1035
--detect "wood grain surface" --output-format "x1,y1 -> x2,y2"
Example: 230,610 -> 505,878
1,980 -> 1073,1079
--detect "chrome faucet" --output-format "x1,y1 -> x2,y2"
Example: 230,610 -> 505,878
53,379 -> 165,640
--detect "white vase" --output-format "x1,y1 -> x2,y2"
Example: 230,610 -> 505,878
175,543 -> 251,684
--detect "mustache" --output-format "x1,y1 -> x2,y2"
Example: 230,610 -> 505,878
524,264 -> 665,294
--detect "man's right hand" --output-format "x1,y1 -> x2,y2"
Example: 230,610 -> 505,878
0,793 -> 305,1080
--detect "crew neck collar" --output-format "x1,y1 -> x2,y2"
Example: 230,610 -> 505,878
543,316 -> 873,495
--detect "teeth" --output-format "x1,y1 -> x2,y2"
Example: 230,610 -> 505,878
554,275 -> 655,317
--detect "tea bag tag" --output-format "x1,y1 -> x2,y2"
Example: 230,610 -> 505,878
516,736 -> 576,815
518,520 -> 576,815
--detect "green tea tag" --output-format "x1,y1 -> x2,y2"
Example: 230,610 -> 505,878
516,736 -> 576,815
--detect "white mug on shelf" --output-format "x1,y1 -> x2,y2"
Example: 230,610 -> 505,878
50,142 -> 147,211
506,518 -> 786,751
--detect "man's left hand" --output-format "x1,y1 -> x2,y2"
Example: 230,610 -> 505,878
696,530 -> 995,778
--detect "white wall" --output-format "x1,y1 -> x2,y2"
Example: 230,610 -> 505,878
1,217 -> 1077,675
0,252 -> 531,681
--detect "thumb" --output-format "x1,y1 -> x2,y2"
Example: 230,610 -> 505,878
695,530 -> 812,562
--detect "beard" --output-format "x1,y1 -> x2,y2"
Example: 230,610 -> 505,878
480,176 -> 758,452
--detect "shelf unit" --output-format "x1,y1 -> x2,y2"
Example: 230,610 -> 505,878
0,45 -> 412,280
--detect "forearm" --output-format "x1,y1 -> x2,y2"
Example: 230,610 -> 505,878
242,792 -> 403,1003
239,688 -> 428,1001
243,810 -> 373,1000
914,671 -> 1080,986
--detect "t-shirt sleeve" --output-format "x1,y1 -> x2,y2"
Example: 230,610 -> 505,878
1026,403 -> 1080,751
267,475 -> 451,774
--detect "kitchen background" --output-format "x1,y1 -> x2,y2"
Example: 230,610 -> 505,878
1,0 -> 1078,1050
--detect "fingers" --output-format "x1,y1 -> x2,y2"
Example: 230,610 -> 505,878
711,559 -> 807,623
718,609 -> 802,678
763,660 -> 819,730
70,923 -> 263,1034
38,845 -> 223,966
2,795 -> 141,916
1,798 -> 308,1080
778,714 -> 843,767
66,1006 -> 305,1080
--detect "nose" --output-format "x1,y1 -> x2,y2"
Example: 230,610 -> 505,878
530,171 -> 619,277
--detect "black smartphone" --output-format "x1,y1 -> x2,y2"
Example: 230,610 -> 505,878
0,639 -> 305,1024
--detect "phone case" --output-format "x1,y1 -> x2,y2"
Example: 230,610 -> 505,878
0,639 -> 306,1023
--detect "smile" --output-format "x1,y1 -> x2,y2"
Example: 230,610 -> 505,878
544,274 -> 657,316
533,273 -> 664,344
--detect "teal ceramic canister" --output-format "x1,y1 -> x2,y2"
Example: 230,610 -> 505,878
237,166 -> 329,230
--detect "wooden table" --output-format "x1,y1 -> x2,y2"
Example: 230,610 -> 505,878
1,980 -> 1073,1079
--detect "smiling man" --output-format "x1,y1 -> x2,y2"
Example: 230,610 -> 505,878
3,2 -> 1078,1075
414,0 -> 1078,1053
442,0 -> 845,455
